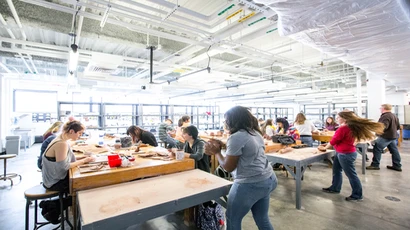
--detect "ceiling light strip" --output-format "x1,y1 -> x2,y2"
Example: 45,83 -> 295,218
218,4 -> 235,16
238,12 -> 256,23
248,17 -> 266,26
226,9 -> 243,20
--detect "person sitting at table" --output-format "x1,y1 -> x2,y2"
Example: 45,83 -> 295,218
324,116 -> 338,131
158,118 -> 177,148
319,111 -> 383,201
261,119 -> 276,140
275,117 -> 289,135
205,106 -> 277,230
181,125 -> 210,172
43,121 -> 64,140
293,113 -> 319,147
42,121 -> 94,193
126,125 -> 158,147
175,115 -> 191,148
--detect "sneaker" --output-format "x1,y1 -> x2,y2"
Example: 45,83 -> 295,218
366,165 -> 380,170
386,165 -> 402,172
345,196 -> 363,201
322,187 -> 340,194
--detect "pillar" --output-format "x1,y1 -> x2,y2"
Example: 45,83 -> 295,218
366,72 -> 385,121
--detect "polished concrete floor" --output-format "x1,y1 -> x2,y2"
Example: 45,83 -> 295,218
1,142 -> 409,230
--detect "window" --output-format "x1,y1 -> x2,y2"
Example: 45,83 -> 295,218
14,90 -> 57,113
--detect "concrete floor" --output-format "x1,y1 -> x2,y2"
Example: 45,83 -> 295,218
1,142 -> 409,230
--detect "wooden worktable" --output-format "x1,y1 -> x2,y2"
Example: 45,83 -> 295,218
312,131 -> 335,142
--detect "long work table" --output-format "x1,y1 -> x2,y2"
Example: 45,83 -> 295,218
69,145 -> 195,230
265,148 -> 335,210
77,169 -> 232,230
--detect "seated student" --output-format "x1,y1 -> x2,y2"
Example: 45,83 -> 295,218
38,121 -> 64,170
42,121 -> 94,192
43,121 -> 64,140
324,116 -> 338,131
275,117 -> 289,135
127,125 -> 158,147
158,118 -> 177,148
181,125 -> 210,172
262,119 -> 276,140
175,115 -> 191,149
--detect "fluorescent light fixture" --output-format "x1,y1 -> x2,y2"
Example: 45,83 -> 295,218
162,4 -> 180,21
100,4 -> 111,28
68,44 -> 79,74
268,87 -> 312,94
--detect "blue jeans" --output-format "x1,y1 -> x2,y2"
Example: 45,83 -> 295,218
329,152 -> 362,199
227,175 -> 277,230
300,136 -> 314,147
371,137 -> 401,168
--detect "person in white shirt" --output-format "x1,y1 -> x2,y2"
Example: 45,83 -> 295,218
294,113 -> 319,147
262,119 -> 276,139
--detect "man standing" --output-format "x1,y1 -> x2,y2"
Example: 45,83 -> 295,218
367,104 -> 402,171
158,118 -> 177,148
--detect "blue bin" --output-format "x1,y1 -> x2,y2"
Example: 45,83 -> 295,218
403,129 -> 410,139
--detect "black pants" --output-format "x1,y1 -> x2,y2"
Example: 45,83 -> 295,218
44,173 -> 69,193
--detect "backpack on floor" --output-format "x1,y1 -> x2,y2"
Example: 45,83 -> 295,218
196,201 -> 225,230
39,197 -> 71,224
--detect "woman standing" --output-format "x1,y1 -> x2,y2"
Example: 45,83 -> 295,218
205,106 -> 277,230
126,125 -> 158,147
42,121 -> 94,192
319,111 -> 383,201
293,113 -> 319,147
181,125 -> 210,172
324,117 -> 338,131
175,115 -> 191,149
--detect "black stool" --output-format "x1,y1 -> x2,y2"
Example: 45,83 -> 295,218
24,184 -> 73,230
0,154 -> 22,186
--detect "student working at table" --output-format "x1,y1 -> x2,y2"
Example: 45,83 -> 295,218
293,113 -> 319,147
180,125 -> 210,172
205,106 -> 277,230
126,125 -> 158,147
319,111 -> 383,201
324,116 -> 338,131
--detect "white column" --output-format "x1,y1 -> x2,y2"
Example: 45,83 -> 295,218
0,74 -> 3,149
366,72 -> 386,121
356,70 -> 363,117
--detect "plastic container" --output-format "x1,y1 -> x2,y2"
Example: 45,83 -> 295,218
5,136 -> 21,155
98,134 -> 104,146
176,150 -> 184,161
108,154 -> 122,168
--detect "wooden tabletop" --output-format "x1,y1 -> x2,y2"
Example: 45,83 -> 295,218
69,156 -> 195,193
265,148 -> 332,161
312,131 -> 335,142
78,169 -> 232,227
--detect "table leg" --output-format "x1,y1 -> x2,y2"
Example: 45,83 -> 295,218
356,143 -> 366,175
72,194 -> 77,230
295,162 -> 302,210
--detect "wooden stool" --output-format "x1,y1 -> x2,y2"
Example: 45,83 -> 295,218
0,154 -> 22,186
24,185 -> 73,230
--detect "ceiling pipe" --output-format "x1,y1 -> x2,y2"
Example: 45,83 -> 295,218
75,4 -> 86,45
6,0 -> 27,41
0,62 -> 12,73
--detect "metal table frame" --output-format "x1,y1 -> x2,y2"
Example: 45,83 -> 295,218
356,143 -> 368,175
266,150 -> 335,209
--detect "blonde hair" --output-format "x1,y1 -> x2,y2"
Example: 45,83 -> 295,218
381,104 -> 392,111
338,111 -> 384,141
44,121 -> 63,136
294,113 -> 306,125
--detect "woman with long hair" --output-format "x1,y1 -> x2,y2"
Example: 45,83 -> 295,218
275,117 -> 289,135
293,113 -> 319,147
324,116 -> 338,131
205,106 -> 277,230
181,125 -> 210,172
319,111 -> 384,201
42,121 -> 94,192
43,121 -> 64,140
126,125 -> 158,147
262,119 -> 276,139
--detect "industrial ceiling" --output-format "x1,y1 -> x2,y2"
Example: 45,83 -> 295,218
0,0 -> 409,105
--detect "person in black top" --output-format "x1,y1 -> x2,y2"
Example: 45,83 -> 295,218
182,125 -> 210,172
367,104 -> 402,171
126,125 -> 158,147
37,134 -> 57,169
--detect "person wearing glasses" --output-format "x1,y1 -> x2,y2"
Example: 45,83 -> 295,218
319,111 -> 383,201
205,106 -> 277,230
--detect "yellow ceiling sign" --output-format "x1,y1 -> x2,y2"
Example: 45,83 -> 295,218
173,68 -> 187,73
238,12 -> 256,23
226,9 -> 243,20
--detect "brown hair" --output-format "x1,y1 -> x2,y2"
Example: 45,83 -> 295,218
126,125 -> 144,139
294,113 -> 306,125
338,111 -> 384,141
325,117 -> 337,126
381,104 -> 392,111
261,119 -> 273,135
62,121 -> 85,134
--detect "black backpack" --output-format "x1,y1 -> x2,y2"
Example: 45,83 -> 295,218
39,197 -> 71,224
272,135 -> 295,145
196,201 -> 225,230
